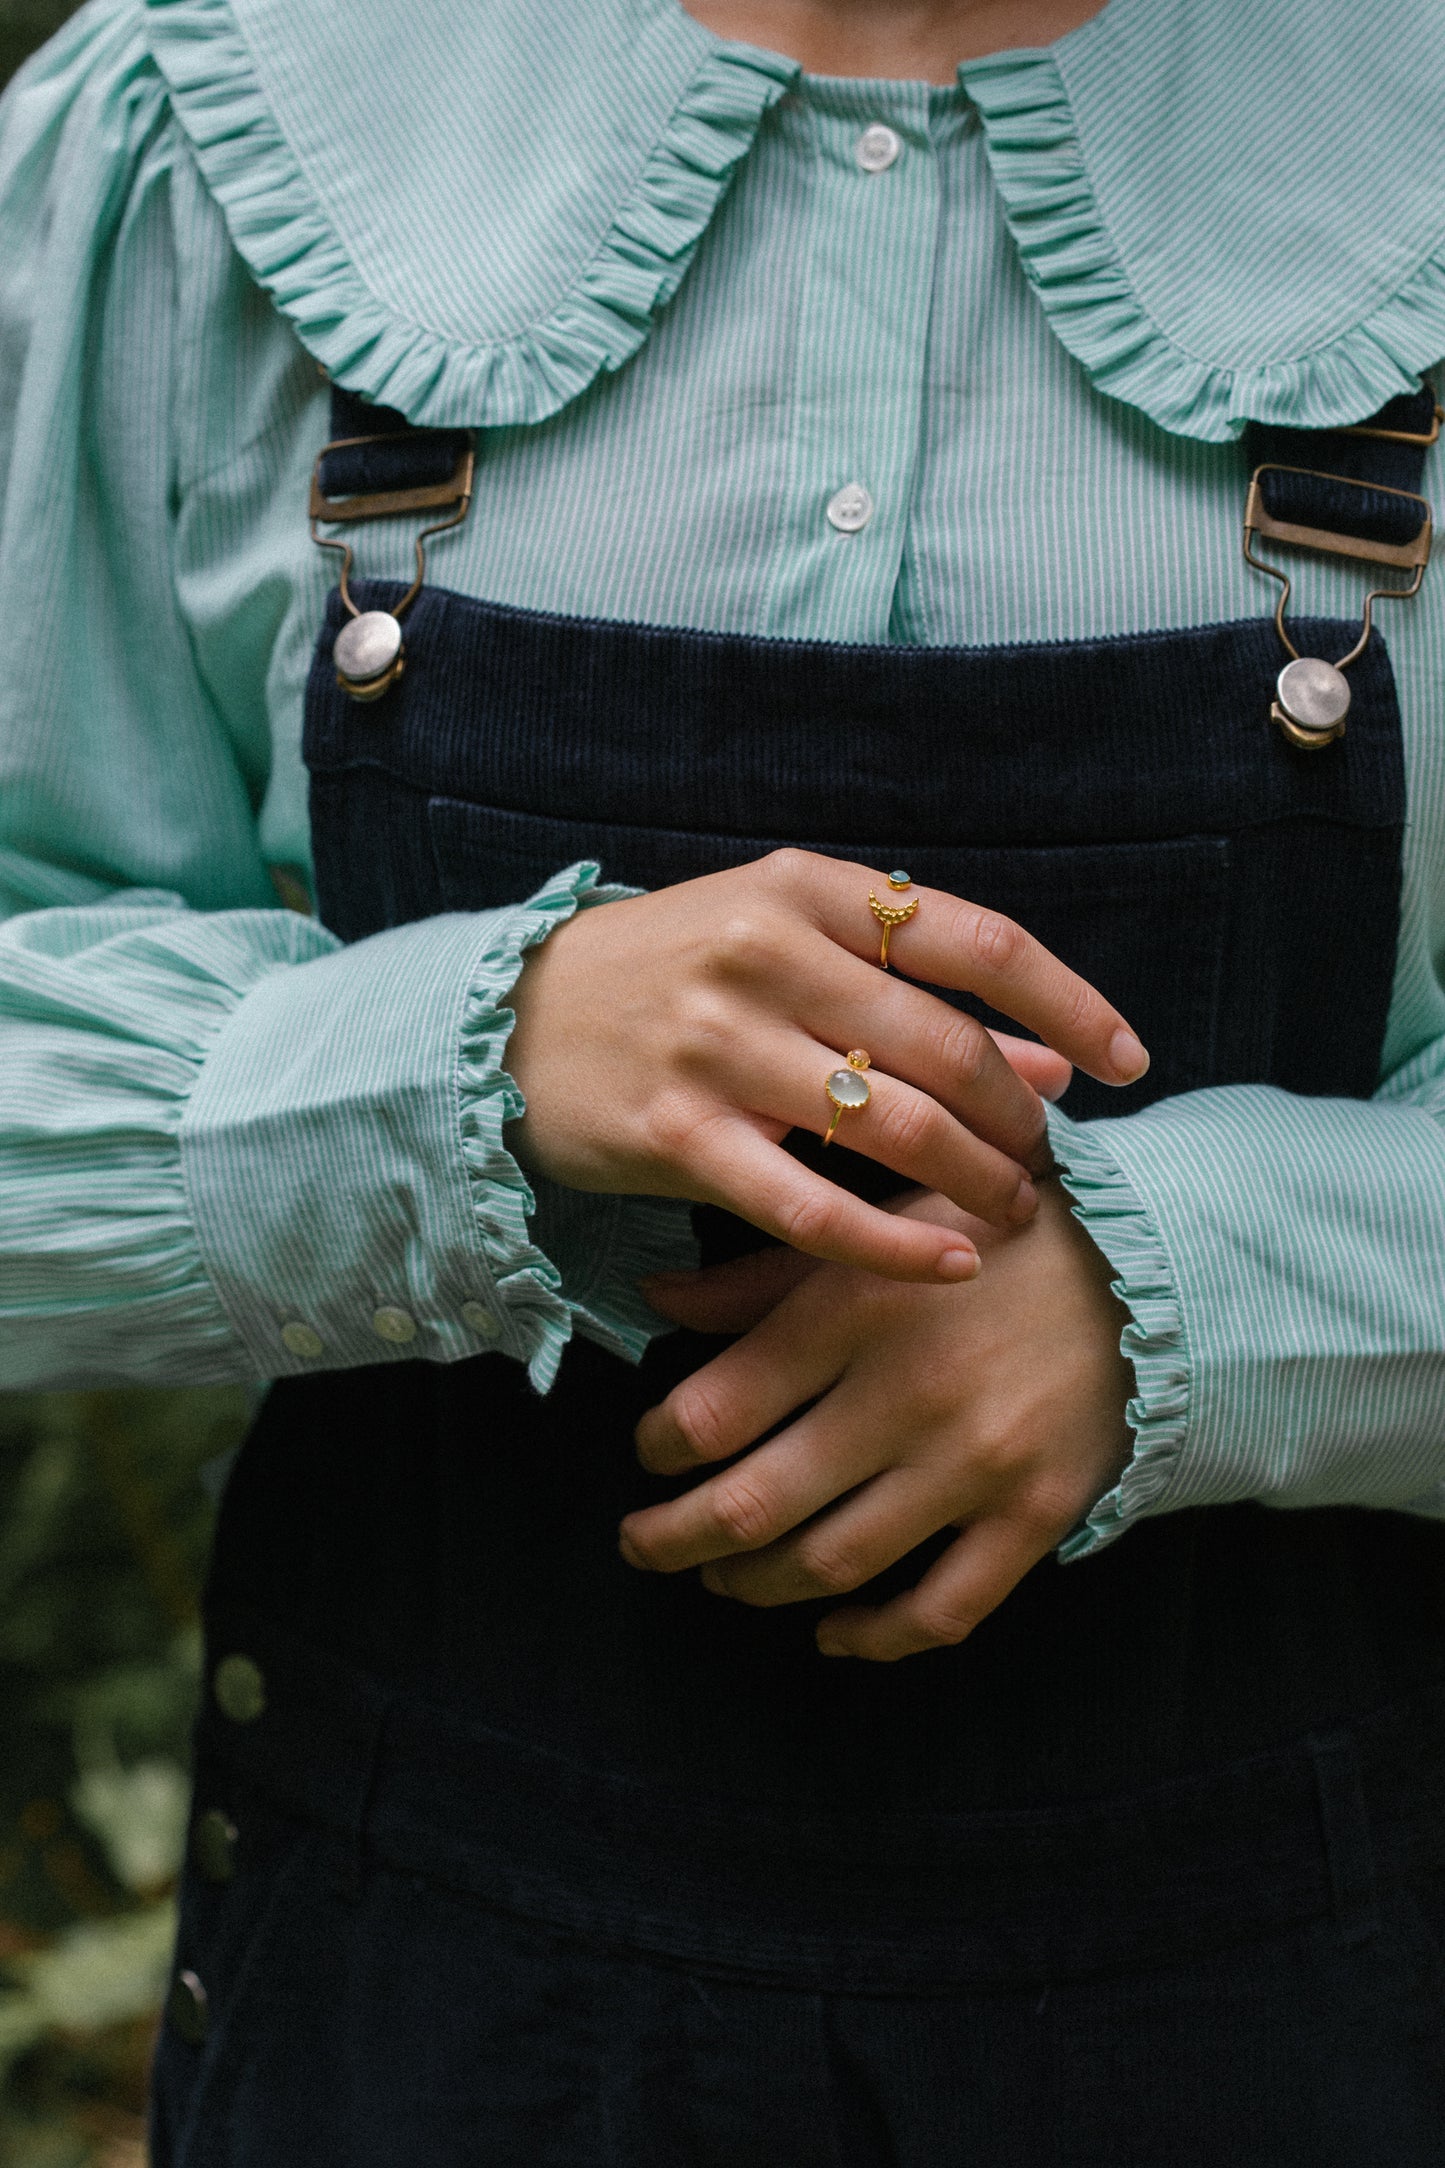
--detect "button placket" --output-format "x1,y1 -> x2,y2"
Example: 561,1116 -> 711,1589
760,85 -> 939,641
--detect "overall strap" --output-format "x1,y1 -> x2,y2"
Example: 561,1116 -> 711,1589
316,386 -> 471,504
1245,382 -> 1440,549
1242,382 -> 1439,745
309,385 -> 475,701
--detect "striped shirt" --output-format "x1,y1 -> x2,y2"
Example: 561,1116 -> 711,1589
3,0 -> 1445,1552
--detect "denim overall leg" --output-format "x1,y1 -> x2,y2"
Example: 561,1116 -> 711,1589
151,443 -> 1445,2160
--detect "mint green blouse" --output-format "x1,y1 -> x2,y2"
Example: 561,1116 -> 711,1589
5,0 -> 1445,1557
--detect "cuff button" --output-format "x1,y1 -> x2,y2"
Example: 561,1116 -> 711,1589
371,1305 -> 418,1345
213,1654 -> 266,1726
280,1320 -> 325,1360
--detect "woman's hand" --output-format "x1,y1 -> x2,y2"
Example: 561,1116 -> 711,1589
506,849 -> 1147,1283
618,1181 -> 1134,1659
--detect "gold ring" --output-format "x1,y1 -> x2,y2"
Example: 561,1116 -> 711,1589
868,872 -> 919,970
823,1050 -> 872,1145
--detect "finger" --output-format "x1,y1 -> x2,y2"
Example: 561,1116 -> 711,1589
765,849 -> 1148,1085
685,1118 -> 983,1283
631,1290 -> 849,1479
731,1030 -> 1037,1229
640,1246 -> 817,1334
625,1378 -> 874,1571
789,937 -> 1052,1174
987,1030 -> 1071,1104
701,1460 -> 958,1607
814,1514 -> 1052,1662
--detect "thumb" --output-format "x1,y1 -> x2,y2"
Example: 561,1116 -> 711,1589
987,1029 -> 1071,1104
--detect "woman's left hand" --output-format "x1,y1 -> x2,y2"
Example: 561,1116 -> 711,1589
619,1182 -> 1135,1661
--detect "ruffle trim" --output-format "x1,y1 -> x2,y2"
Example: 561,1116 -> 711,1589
0,893 -> 329,1390
964,47 -> 1445,444
143,0 -> 796,430
458,860 -> 689,1395
1044,1104 -> 1191,1559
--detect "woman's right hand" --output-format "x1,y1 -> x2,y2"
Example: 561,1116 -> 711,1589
505,849 -> 1147,1283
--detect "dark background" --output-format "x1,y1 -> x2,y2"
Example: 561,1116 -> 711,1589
1,9 -> 245,2164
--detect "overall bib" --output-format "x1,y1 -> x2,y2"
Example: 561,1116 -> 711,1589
152,401 -> 1445,2166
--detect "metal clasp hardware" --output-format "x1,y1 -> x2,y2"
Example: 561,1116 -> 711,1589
1243,465 -> 1433,749
309,434 -> 475,701
1340,400 -> 1444,449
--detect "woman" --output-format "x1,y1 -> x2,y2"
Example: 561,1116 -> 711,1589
2,0 -> 1444,2157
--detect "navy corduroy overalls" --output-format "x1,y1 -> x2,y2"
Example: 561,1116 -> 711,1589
151,399 -> 1445,2167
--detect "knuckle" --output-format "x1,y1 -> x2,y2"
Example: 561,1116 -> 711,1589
759,846 -> 815,892
969,908 -> 1025,975
939,1012 -> 990,1088
1015,1475 -> 1081,1543
648,1089 -> 707,1161
881,1086 -> 940,1161
710,910 -> 768,977
672,984 -> 737,1063
667,1380 -> 732,1463
910,1597 -> 978,1649
795,1532 -> 872,1596
706,1474 -> 778,1550
773,1186 -> 837,1255
1058,972 -> 1099,1039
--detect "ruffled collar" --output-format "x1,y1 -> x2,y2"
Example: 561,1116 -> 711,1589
963,0 -> 1445,441
144,0 -> 1445,442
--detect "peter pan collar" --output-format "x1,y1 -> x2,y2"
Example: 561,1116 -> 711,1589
145,0 -> 1445,442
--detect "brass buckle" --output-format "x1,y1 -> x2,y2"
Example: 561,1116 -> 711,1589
308,434 -> 475,529
1340,401 -> 1444,449
309,433 -> 475,700
1243,465 -> 1432,579
1243,464 -> 1432,748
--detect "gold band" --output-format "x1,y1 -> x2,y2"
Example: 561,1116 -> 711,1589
868,882 -> 919,969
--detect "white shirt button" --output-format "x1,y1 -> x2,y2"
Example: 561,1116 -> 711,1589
461,1301 -> 501,1337
280,1320 -> 325,1360
826,483 -> 874,534
856,123 -> 901,173
371,1305 -> 418,1345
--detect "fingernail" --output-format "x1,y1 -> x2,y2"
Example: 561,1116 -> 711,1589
1007,1176 -> 1039,1225
618,1532 -> 648,1570
938,1247 -> 979,1281
1109,1028 -> 1150,1081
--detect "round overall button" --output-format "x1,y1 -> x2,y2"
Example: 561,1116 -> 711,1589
193,1809 -> 238,1885
213,1653 -> 267,1725
167,1968 -> 210,2047
334,610 -> 403,685
1276,656 -> 1351,737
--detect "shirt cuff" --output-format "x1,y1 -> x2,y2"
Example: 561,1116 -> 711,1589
182,860 -> 688,1390
1043,1101 -> 1192,1560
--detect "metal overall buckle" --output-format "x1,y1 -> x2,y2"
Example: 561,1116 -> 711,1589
1243,396 -> 1439,751
309,434 -> 475,701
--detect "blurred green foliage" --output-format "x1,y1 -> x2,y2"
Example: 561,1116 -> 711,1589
1,9 -> 248,2164
0,1391 -> 247,2167
0,1 -> 79,87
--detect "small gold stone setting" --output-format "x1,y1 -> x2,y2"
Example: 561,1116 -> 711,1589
824,1049 -> 872,1145
868,881 -> 920,969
